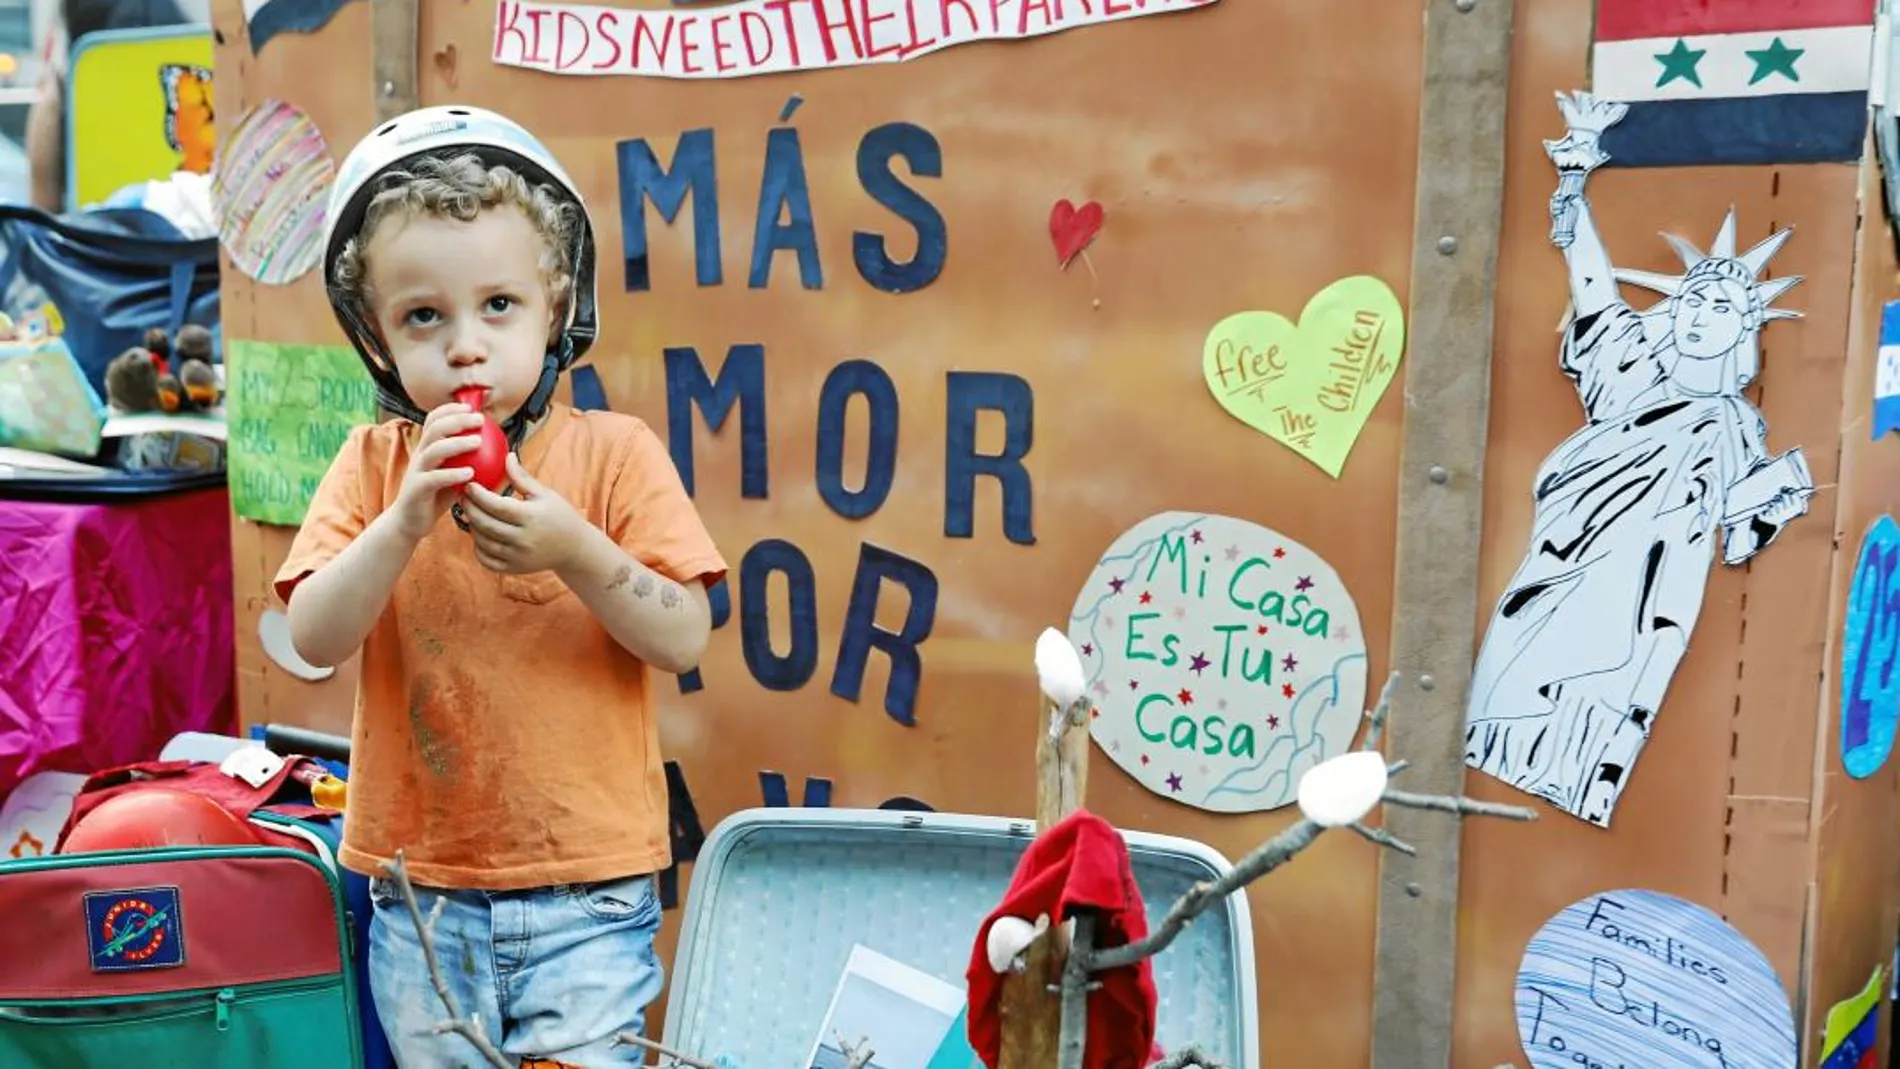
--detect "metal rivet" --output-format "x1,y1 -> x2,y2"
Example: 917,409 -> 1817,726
1454,0 -> 1475,11
1419,674 -> 1437,692
1406,882 -> 1423,898
1428,465 -> 1449,484
1437,235 -> 1458,255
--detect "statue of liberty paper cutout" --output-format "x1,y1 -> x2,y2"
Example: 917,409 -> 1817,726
1463,91 -> 1814,827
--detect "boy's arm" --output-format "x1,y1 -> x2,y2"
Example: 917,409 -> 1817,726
555,527 -> 712,674
286,511 -> 425,668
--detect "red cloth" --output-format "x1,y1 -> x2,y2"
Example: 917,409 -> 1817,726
0,489 -> 236,802
966,809 -> 1159,1069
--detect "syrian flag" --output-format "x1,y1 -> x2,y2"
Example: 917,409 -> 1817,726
1591,0 -> 1876,166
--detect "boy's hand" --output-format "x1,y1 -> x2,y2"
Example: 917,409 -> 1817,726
461,454 -> 591,574
392,402 -> 484,542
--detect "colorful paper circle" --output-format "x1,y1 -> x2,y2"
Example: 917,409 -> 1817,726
1067,511 -> 1367,813
1517,889 -> 1796,1069
212,99 -> 334,285
1842,515 -> 1900,779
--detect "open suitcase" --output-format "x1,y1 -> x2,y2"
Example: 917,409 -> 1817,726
661,807 -> 1261,1069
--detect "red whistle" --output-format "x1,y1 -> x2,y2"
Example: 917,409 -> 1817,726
452,385 -> 509,492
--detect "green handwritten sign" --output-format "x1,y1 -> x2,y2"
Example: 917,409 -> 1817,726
225,339 -> 378,525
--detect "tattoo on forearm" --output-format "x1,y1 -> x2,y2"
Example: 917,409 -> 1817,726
632,574 -> 656,599
660,582 -> 681,609
606,564 -> 633,592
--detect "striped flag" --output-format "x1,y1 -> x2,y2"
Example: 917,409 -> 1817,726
1590,0 -> 1876,166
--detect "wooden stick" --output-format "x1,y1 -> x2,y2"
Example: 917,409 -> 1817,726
385,852 -> 511,1069
999,686 -> 1092,1069
613,1031 -> 719,1069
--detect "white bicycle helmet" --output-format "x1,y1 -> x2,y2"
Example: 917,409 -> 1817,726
320,105 -> 599,440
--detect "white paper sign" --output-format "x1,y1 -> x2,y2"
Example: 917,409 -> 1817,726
1068,511 -> 1368,814
1518,889 -> 1797,1069
492,0 -> 1219,78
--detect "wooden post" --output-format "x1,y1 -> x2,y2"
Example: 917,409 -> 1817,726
1370,0 -> 1514,1067
370,0 -> 419,122
998,678 -> 1092,1069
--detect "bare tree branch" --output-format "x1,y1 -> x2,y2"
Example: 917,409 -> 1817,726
1358,671 -> 1401,752
383,852 -> 511,1069
1350,822 -> 1416,855
613,1031 -> 720,1069
1382,788 -> 1538,821
1088,818 -> 1326,970
1080,673 -> 1537,974
836,1031 -> 876,1069
1152,1045 -> 1228,1069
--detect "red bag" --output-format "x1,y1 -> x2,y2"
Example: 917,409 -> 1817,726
54,756 -> 332,854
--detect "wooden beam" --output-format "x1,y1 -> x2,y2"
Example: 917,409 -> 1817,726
370,0 -> 420,122
999,692 -> 1091,1069
1370,0 -> 1515,1066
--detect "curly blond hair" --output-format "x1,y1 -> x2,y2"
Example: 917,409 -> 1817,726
331,153 -> 582,321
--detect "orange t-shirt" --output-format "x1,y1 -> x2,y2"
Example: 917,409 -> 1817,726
273,403 -> 727,890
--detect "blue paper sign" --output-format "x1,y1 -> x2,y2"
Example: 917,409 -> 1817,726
1517,890 -> 1795,1069
1875,302 -> 1900,439
1842,516 -> 1900,779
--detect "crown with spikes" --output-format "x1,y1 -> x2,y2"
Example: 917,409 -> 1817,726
1612,208 -> 1804,331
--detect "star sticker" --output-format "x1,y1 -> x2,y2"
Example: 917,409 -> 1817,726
1093,680 -> 1110,697
1654,37 -> 1706,89
1141,754 -> 1150,766
1746,36 -> 1803,86
1139,590 -> 1153,605
1282,683 -> 1295,698
1224,544 -> 1240,562
1282,653 -> 1298,672
1190,529 -> 1203,544
1266,714 -> 1280,729
1109,577 -> 1125,594
1256,624 -> 1270,635
1165,772 -> 1183,792
1090,708 -> 1100,719
1189,652 -> 1210,675
1172,605 -> 1188,621
1272,547 -> 1286,559
1295,576 -> 1314,592
1337,625 -> 1352,641
1177,688 -> 1194,705
1128,679 -> 1140,691
1081,643 -> 1093,656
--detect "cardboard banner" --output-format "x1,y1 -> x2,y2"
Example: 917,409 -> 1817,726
491,0 -> 1218,78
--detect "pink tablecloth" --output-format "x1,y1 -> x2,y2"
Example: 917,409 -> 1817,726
0,488 -> 236,801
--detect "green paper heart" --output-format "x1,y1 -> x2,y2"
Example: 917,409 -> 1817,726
1202,275 -> 1405,477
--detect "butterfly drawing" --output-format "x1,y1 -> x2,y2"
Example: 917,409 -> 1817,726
160,64 -> 215,174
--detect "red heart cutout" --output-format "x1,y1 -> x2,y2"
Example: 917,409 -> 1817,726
1049,198 -> 1104,267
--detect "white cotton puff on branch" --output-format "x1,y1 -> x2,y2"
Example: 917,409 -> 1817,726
1296,751 -> 1390,828
986,915 -> 1043,974
1035,627 -> 1086,707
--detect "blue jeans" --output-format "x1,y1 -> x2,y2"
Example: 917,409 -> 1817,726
366,873 -> 665,1068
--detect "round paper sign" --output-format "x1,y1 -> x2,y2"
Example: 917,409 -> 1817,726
1517,889 -> 1796,1069
1841,515 -> 1900,779
212,99 -> 335,286
1067,511 -> 1367,813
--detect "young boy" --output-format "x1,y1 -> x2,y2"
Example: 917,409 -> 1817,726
276,106 -> 726,1067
